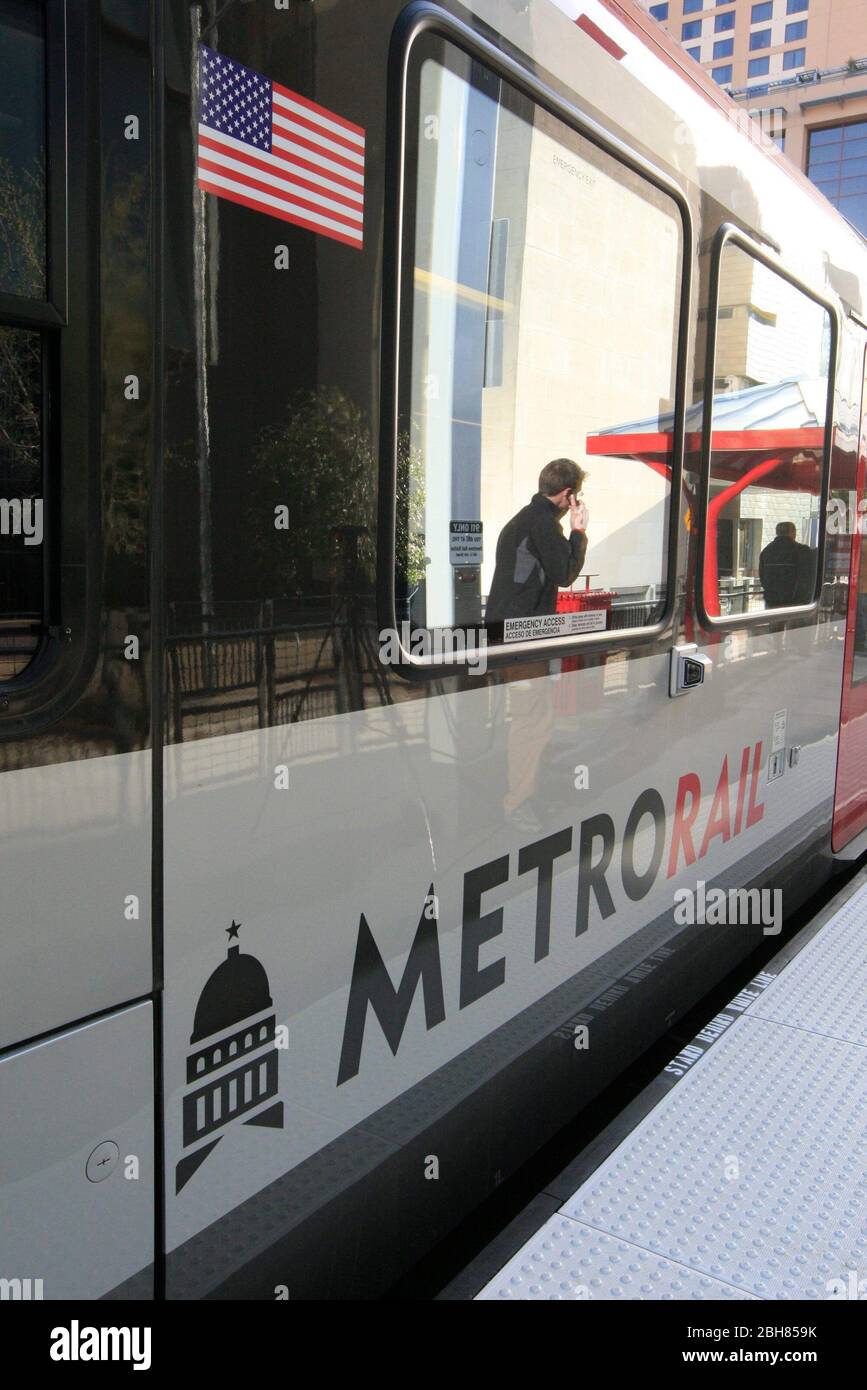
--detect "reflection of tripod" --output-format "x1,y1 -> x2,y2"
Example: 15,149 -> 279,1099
289,526 -> 391,721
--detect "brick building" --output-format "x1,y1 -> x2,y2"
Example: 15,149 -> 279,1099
640,0 -> 867,236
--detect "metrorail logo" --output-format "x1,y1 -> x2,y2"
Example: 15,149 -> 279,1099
49,1321 -> 151,1370
336,742 -> 767,1084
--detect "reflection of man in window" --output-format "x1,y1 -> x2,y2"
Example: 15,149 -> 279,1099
758,521 -> 815,609
485,459 -> 589,623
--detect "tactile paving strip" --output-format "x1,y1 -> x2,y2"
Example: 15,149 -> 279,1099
476,1215 -> 757,1300
560,1015 -> 867,1299
477,879 -> 867,1301
748,887 -> 867,1047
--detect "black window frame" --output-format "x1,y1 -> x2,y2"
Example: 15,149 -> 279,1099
380,1 -> 693,673
696,224 -> 839,632
0,0 -> 99,727
0,0 -> 65,682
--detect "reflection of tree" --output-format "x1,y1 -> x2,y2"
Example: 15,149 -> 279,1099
245,387 -> 425,597
101,166 -> 149,565
0,157 -> 43,487
0,325 -> 40,486
0,155 -> 44,299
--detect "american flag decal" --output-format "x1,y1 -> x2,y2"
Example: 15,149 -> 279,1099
196,43 -> 365,250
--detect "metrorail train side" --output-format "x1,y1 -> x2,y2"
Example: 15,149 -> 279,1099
2,0 -> 867,1300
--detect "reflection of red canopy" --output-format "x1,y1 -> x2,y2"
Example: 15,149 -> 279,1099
587,429 -> 824,485
586,428 -> 826,618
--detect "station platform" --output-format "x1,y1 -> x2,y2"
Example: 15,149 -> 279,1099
453,868 -> 867,1302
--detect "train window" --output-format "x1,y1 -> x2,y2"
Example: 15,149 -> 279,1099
701,236 -> 834,623
0,0 -> 46,299
395,38 -> 684,658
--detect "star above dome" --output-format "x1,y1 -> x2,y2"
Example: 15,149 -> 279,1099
191,938 -> 274,1044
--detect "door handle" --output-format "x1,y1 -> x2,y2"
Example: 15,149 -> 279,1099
670,644 -> 712,697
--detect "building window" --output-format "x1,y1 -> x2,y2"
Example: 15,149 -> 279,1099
783,47 -> 806,69
687,45 -> 701,60
704,239 -> 833,622
751,1 -> 772,20
714,11 -> 735,31
682,19 -> 701,39
397,37 -> 686,656
649,3 -> 668,18
748,56 -> 770,77
683,0 -> 703,11
712,64 -> 733,84
714,38 -> 734,59
749,28 -> 771,49
786,0 -> 807,12
807,120 -> 867,237
785,19 -> 807,41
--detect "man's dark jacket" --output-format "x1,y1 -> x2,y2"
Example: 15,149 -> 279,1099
486,493 -> 587,622
758,535 -> 816,609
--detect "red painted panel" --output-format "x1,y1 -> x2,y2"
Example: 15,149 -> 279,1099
576,13 -> 626,61
833,349 -> 867,850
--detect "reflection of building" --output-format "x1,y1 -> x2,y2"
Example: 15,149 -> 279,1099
704,235 -> 827,604
410,59 -> 678,627
641,1 -> 867,236
713,248 -> 828,392
176,923 -> 283,1193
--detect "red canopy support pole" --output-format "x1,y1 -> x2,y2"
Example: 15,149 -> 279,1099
704,455 -> 784,618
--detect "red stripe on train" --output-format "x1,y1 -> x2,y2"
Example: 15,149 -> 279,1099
576,13 -> 626,60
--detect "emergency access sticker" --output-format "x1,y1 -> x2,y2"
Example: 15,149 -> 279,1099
503,610 -> 607,642
449,521 -> 483,566
772,709 -> 788,753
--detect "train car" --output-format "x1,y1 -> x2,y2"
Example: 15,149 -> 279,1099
2,0 -> 867,1301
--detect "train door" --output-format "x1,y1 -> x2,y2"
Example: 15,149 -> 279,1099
0,0 -> 155,1298
833,340 -> 867,851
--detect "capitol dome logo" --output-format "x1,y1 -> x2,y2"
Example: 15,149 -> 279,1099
176,921 -> 284,1193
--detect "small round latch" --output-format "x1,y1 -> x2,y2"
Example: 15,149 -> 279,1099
86,1140 -> 119,1183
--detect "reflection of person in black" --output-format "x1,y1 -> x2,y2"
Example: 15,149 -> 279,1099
759,521 -> 816,609
485,459 -> 589,623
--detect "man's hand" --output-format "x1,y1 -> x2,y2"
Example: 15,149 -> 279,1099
570,497 -> 588,533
